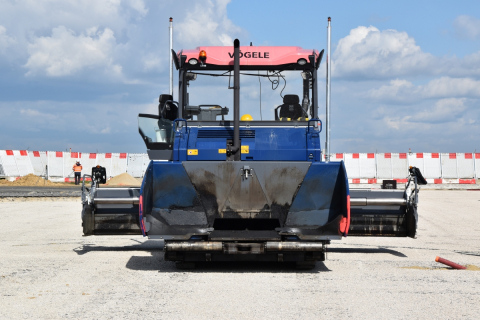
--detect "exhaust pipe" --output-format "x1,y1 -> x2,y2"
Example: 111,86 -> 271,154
350,197 -> 407,206
228,39 -> 241,160
93,197 -> 140,204
265,242 -> 324,252
165,241 -> 325,252
166,242 -> 223,251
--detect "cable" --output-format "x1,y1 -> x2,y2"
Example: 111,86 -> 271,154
191,70 -> 286,114
267,72 -> 280,90
267,71 -> 286,98
279,74 -> 286,98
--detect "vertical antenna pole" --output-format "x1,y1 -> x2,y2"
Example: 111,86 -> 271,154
326,17 -> 332,163
169,17 -> 173,97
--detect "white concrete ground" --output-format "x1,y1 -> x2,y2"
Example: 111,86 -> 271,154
0,190 -> 479,319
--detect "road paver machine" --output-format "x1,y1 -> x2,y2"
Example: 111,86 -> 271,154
82,39 -> 426,268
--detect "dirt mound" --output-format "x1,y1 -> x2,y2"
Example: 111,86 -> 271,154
402,264 -> 480,271
466,264 -> 480,271
0,174 -> 56,186
104,173 -> 141,186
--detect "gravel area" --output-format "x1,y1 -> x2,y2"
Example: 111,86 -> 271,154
0,190 -> 479,319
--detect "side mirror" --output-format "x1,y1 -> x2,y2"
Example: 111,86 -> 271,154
186,72 -> 197,82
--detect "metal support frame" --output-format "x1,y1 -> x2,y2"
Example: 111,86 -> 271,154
325,17 -> 332,163
169,17 -> 174,97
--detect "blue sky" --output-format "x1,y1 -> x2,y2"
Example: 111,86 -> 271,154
1,0 -> 479,153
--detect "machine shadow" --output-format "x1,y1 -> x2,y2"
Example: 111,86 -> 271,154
328,247 -> 407,257
125,254 -> 332,273
73,242 -> 331,273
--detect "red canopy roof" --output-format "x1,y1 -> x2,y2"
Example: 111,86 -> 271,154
180,46 -> 319,67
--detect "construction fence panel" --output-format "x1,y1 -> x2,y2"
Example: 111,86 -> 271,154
141,154 -> 150,177
63,152 -> 83,180
0,155 -> 6,176
95,153 -> 112,178
95,153 -> 109,167
456,153 -> 475,179
344,153 -> 376,179
109,153 -> 128,177
408,153 -> 424,176
127,153 -> 147,178
0,154 -> 4,176
1,150 -> 477,181
408,153 -> 442,179
376,153 -> 391,179
391,153 -> 408,179
13,150 -> 34,176
344,154 -> 359,178
330,153 -> 344,163
78,153 -> 99,178
423,153 -> 441,179
0,150 -> 19,177
95,153 -> 131,178
46,151 -> 65,178
441,153 -> 458,179
29,151 -> 48,177
376,153 -> 408,179
476,153 -> 480,179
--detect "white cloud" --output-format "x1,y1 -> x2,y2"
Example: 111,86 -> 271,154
0,0 -> 147,33
421,77 -> 480,98
4,2 -> 479,154
1,0 -> 246,83
382,116 -> 405,130
332,24 -> 480,80
0,0 -> 149,71
368,76 -> 480,103
0,99 -> 149,152
333,26 -> 435,79
176,0 -> 244,47
451,51 -> 480,78
0,25 -> 15,53
453,15 -> 480,40
368,79 -> 415,102
24,26 -> 122,77
411,98 -> 468,123
379,97 -> 469,132
142,53 -> 161,71
100,126 -> 112,134
20,107 -> 61,125
125,0 -> 148,17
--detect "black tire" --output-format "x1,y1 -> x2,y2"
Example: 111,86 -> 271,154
81,204 -> 94,236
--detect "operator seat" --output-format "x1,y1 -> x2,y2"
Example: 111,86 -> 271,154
158,94 -> 178,121
276,94 -> 305,120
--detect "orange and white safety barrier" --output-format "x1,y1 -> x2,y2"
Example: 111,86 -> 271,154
1,150 -> 479,183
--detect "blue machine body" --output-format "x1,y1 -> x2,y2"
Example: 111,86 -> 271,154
174,123 -> 321,162
139,121 -> 350,242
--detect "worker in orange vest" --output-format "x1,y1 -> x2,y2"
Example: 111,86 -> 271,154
73,161 -> 83,185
